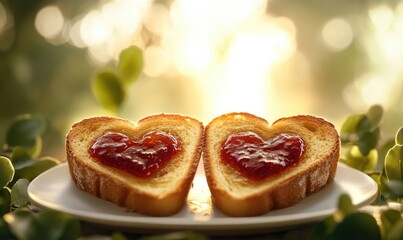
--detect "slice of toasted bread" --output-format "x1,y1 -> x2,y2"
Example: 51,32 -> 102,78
203,112 -> 340,217
66,114 -> 204,216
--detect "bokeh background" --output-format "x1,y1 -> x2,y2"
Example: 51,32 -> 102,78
1,0 -> 402,159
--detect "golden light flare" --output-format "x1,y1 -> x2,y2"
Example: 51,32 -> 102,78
343,2 -> 403,112
30,0 -> 403,130
143,46 -> 170,77
187,164 -> 213,218
34,6 -> 65,43
321,18 -> 353,51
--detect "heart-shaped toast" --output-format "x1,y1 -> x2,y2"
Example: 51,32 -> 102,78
66,114 -> 204,216
203,112 -> 340,217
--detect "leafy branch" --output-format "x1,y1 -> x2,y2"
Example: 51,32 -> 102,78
339,104 -> 403,204
312,105 -> 403,240
339,105 -> 383,171
311,194 -> 403,240
0,114 -> 76,239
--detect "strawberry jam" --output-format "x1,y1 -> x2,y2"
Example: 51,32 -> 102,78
89,131 -> 181,178
221,131 -> 305,180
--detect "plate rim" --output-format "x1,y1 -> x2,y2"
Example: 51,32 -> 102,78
27,162 -> 378,231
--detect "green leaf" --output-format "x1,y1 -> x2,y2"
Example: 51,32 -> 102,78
0,156 -> 15,188
332,212 -> 381,240
395,127 -> 403,145
0,187 -> 11,215
5,137 -> 42,162
11,145 -> 38,164
118,46 -> 143,85
92,71 -> 125,113
341,114 -> 366,136
6,114 -> 46,148
381,209 -> 401,236
4,209 -> 81,240
10,179 -> 30,209
367,105 -> 383,129
14,158 -> 59,182
0,217 -> 12,240
356,116 -> 371,137
111,232 -> 129,240
3,209 -> 34,240
34,211 -> 81,240
311,215 -> 337,240
379,139 -> 396,170
59,218 -> 81,240
383,180 -> 403,198
384,145 -> 403,181
340,145 -> 378,172
366,172 -> 384,204
337,194 -> 355,217
387,219 -> 403,240
358,130 -> 379,156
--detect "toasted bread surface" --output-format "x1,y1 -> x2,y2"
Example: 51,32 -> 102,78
203,112 -> 340,216
66,114 -> 204,216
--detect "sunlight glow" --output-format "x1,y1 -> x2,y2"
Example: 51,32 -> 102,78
344,3 -> 403,112
68,20 -> 86,48
144,3 -> 171,35
321,18 -> 353,51
162,0 -> 296,118
34,0 -> 297,118
172,31 -> 216,76
187,165 -> 212,218
211,17 -> 296,117
63,0 -> 151,63
35,6 -> 65,41
80,10 -> 112,47
369,4 -> 394,30
144,46 -> 170,77
369,4 -> 403,69
343,73 -> 393,110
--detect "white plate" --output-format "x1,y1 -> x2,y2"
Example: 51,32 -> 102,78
28,162 -> 378,234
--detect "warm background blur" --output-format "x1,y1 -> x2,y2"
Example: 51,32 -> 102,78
0,0 -> 402,159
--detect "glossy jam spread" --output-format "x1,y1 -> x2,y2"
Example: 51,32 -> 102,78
89,131 -> 181,178
221,131 -> 305,180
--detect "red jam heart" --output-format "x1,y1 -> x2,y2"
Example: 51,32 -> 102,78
221,131 -> 305,180
89,131 -> 181,178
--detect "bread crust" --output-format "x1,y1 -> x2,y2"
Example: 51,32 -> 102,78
66,114 -> 204,216
203,112 -> 340,217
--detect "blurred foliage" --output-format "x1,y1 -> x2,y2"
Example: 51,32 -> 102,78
0,0 -> 99,159
92,46 -> 143,114
340,105 -> 403,204
340,105 -> 383,171
382,127 -> 403,202
2,114 -> 60,186
311,194 -> 403,240
0,114 -> 80,240
4,209 -> 81,240
92,70 -> 125,114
